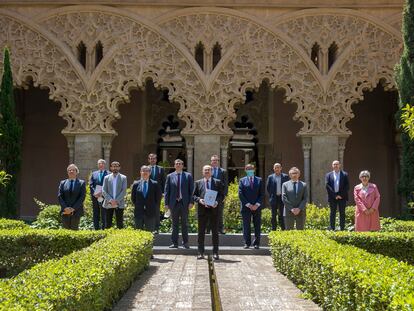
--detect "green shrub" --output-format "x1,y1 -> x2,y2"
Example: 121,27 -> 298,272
0,218 -> 28,230
0,229 -> 105,278
0,229 -> 152,310
329,231 -> 414,265
269,231 -> 414,310
380,218 -> 414,232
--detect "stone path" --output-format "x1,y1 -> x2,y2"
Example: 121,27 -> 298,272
214,255 -> 321,311
113,255 -> 320,311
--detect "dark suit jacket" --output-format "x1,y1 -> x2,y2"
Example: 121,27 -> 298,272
282,180 -> 307,211
325,170 -> 350,202
89,170 -> 110,196
193,178 -> 224,216
58,178 -> 86,217
150,165 -> 166,194
212,167 -> 228,196
164,171 -> 194,209
131,179 -> 162,217
238,176 -> 265,212
266,173 -> 289,206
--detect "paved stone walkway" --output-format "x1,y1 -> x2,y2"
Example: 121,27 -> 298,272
113,255 -> 211,311
113,255 -> 320,311
214,255 -> 321,311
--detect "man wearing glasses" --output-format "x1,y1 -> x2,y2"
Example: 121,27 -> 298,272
164,159 -> 194,248
282,167 -> 308,230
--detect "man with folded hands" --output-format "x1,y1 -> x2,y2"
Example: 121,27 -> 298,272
58,164 -> 86,230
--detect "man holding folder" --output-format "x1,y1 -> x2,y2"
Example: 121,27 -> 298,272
193,165 -> 224,260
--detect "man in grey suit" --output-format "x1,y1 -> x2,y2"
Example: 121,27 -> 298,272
148,153 -> 165,232
164,159 -> 194,248
102,161 -> 128,229
282,167 -> 308,230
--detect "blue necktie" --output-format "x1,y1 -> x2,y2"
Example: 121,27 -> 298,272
293,182 -> 297,196
99,171 -> 104,183
143,181 -> 148,198
151,166 -> 156,180
69,180 -> 74,194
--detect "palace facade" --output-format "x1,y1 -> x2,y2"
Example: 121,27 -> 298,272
0,0 -> 403,218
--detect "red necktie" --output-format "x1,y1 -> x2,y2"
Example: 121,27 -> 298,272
250,177 -> 254,189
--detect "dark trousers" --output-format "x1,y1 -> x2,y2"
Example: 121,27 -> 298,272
241,209 -> 261,246
105,208 -> 124,229
62,215 -> 80,230
155,200 -> 161,231
206,202 -> 224,233
171,201 -> 189,246
92,197 -> 106,230
135,214 -> 156,232
198,209 -> 219,253
271,195 -> 285,230
285,210 -> 306,230
329,199 -> 347,230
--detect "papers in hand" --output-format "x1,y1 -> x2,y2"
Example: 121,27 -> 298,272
94,185 -> 103,196
164,209 -> 171,218
204,189 -> 218,206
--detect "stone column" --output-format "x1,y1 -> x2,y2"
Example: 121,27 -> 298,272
220,136 -> 231,170
301,136 -> 312,201
102,135 -> 114,165
193,135 -> 221,180
65,135 -> 75,164
185,136 -> 194,176
310,136 -> 339,205
338,136 -> 348,168
258,144 -> 266,178
72,134 -> 103,179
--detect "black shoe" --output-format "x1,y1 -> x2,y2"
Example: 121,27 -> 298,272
219,231 -> 226,235
150,255 -> 154,259
206,230 -> 211,234
213,253 -> 219,260
254,245 -> 260,249
169,244 -> 178,248
197,253 -> 204,259
183,244 -> 190,249
243,244 -> 250,249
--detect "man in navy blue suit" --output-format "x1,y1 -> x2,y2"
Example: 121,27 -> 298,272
58,164 -> 86,230
209,155 -> 228,234
164,159 -> 194,248
131,165 -> 162,232
89,159 -> 110,230
325,160 -> 350,231
148,153 -> 165,232
238,163 -> 265,249
266,163 -> 289,230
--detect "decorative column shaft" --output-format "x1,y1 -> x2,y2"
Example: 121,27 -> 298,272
338,136 -> 348,168
301,137 -> 312,201
65,135 -> 75,164
185,136 -> 194,176
102,135 -> 114,165
220,136 -> 231,170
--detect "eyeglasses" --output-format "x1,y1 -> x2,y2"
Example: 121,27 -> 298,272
361,176 -> 369,178
175,163 -> 183,165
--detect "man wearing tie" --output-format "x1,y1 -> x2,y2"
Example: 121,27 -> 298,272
266,163 -> 289,230
209,155 -> 228,234
193,165 -> 224,260
58,164 -> 86,230
325,160 -> 350,231
148,153 -> 166,233
131,165 -> 162,232
238,164 -> 264,249
89,159 -> 110,230
164,159 -> 194,249
282,167 -> 308,230
102,161 -> 127,229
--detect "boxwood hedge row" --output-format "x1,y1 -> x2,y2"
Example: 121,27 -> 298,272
269,231 -> 414,310
0,218 -> 28,230
329,231 -> 414,265
0,229 -> 105,278
0,229 -> 153,310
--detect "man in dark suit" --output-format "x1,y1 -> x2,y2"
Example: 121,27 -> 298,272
325,160 -> 350,231
266,163 -> 290,230
89,159 -> 110,230
238,163 -> 265,249
148,153 -> 165,232
131,165 -> 162,232
209,155 -> 228,234
164,159 -> 194,248
193,165 -> 224,260
282,167 -> 308,230
58,164 -> 86,230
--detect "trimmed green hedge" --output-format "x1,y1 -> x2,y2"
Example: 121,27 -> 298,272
381,218 -> 414,232
269,231 -> 414,310
0,218 -> 28,230
0,229 -> 105,278
0,229 -> 153,310
330,231 -> 414,265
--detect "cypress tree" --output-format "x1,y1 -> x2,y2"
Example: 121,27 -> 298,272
0,47 -> 22,218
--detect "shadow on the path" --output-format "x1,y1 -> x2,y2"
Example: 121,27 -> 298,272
151,257 -> 174,263
214,258 -> 241,264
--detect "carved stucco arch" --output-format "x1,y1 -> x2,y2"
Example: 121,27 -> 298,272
274,8 -> 402,135
157,7 -> 324,135
0,8 -> 88,133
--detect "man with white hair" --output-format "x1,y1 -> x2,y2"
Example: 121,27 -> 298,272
282,167 -> 307,230
58,164 -> 86,230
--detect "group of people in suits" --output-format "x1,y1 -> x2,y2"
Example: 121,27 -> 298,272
58,155 -> 381,252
